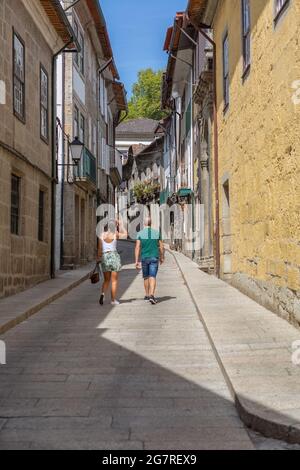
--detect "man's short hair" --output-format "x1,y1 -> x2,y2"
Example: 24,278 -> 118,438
144,216 -> 151,227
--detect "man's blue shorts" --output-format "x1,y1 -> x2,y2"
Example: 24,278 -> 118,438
142,258 -> 159,279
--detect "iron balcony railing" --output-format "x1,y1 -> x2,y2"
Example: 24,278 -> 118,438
74,147 -> 96,185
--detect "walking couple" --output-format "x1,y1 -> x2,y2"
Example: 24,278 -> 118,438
97,217 -> 164,306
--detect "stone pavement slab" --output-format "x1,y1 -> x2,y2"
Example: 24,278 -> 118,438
0,264 -> 93,335
171,250 -> 300,443
0,242 -> 254,450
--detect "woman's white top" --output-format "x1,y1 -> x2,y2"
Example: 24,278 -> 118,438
102,237 -> 117,253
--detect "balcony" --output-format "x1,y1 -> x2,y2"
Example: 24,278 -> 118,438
110,148 -> 123,187
74,147 -> 96,189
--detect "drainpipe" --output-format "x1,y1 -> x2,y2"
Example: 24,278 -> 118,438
185,15 -> 221,278
60,53 -> 66,269
117,110 -> 128,126
51,39 -> 73,279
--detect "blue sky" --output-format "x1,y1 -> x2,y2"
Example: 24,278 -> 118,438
100,0 -> 187,98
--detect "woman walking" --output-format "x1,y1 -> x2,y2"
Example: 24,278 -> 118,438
97,220 -> 125,306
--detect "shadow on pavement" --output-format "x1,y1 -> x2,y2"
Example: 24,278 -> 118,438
0,242 -> 298,450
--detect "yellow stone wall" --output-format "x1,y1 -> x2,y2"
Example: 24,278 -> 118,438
211,0 -> 300,319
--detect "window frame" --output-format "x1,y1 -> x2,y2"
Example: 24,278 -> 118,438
11,174 -> 21,236
79,31 -> 84,75
13,29 -> 26,123
40,65 -> 49,143
73,20 -> 79,67
73,17 -> 84,76
274,0 -> 290,24
241,0 -> 251,79
222,32 -> 230,113
38,189 -> 45,242
80,113 -> 85,145
99,75 -> 104,116
74,105 -> 79,138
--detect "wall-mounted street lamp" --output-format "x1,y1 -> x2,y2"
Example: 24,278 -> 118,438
69,136 -> 84,166
57,135 -> 84,168
56,118 -> 84,169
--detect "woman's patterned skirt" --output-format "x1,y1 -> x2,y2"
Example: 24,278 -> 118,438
101,251 -> 122,273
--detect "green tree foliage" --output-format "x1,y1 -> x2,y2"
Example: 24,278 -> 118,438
127,69 -> 166,121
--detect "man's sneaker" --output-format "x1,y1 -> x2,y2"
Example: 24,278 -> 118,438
99,293 -> 105,305
149,296 -> 158,305
111,300 -> 120,306
144,296 -> 150,302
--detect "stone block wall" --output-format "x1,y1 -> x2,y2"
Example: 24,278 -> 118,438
212,0 -> 300,324
0,147 -> 51,299
0,0 -> 56,298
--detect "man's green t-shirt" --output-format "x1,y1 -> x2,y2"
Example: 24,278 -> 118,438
137,228 -> 161,260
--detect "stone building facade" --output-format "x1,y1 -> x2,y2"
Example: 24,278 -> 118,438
161,12 -> 213,262
192,31 -> 214,272
0,0 -> 75,298
57,0 -> 126,269
188,0 -> 300,324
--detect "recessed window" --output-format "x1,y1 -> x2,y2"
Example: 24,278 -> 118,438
275,0 -> 290,22
99,76 -> 105,115
78,32 -> 84,75
11,174 -> 21,235
74,21 -> 79,67
222,33 -> 229,111
13,32 -> 25,121
40,66 -> 49,142
242,0 -> 251,75
73,19 -> 84,75
80,114 -> 85,144
38,190 -> 45,242
74,105 -> 79,138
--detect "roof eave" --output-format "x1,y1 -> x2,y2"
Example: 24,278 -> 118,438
161,13 -> 185,108
40,0 -> 79,50
85,0 -> 119,79
112,82 -> 128,113
187,0 -> 219,27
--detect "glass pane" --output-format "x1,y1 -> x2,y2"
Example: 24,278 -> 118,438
14,78 -> 24,117
80,33 -> 84,73
14,35 -> 24,81
243,0 -> 250,32
74,107 -> 79,137
41,107 -> 48,139
40,69 -> 48,107
225,77 -> 229,104
276,0 -> 286,14
245,34 -> 250,66
11,175 -> 20,235
80,116 -> 85,143
223,36 -> 229,75
38,191 -> 44,241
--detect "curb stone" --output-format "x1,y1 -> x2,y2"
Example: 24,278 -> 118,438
0,272 -> 90,336
169,249 -> 300,445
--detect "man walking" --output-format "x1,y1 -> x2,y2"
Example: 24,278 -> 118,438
135,217 -> 164,305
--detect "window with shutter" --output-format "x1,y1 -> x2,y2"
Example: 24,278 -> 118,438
242,0 -> 251,75
222,33 -> 229,111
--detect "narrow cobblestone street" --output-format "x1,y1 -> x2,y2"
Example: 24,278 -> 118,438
1,242 -> 299,450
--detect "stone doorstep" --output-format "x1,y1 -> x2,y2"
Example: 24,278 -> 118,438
0,267 -> 92,336
169,249 -> 300,445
